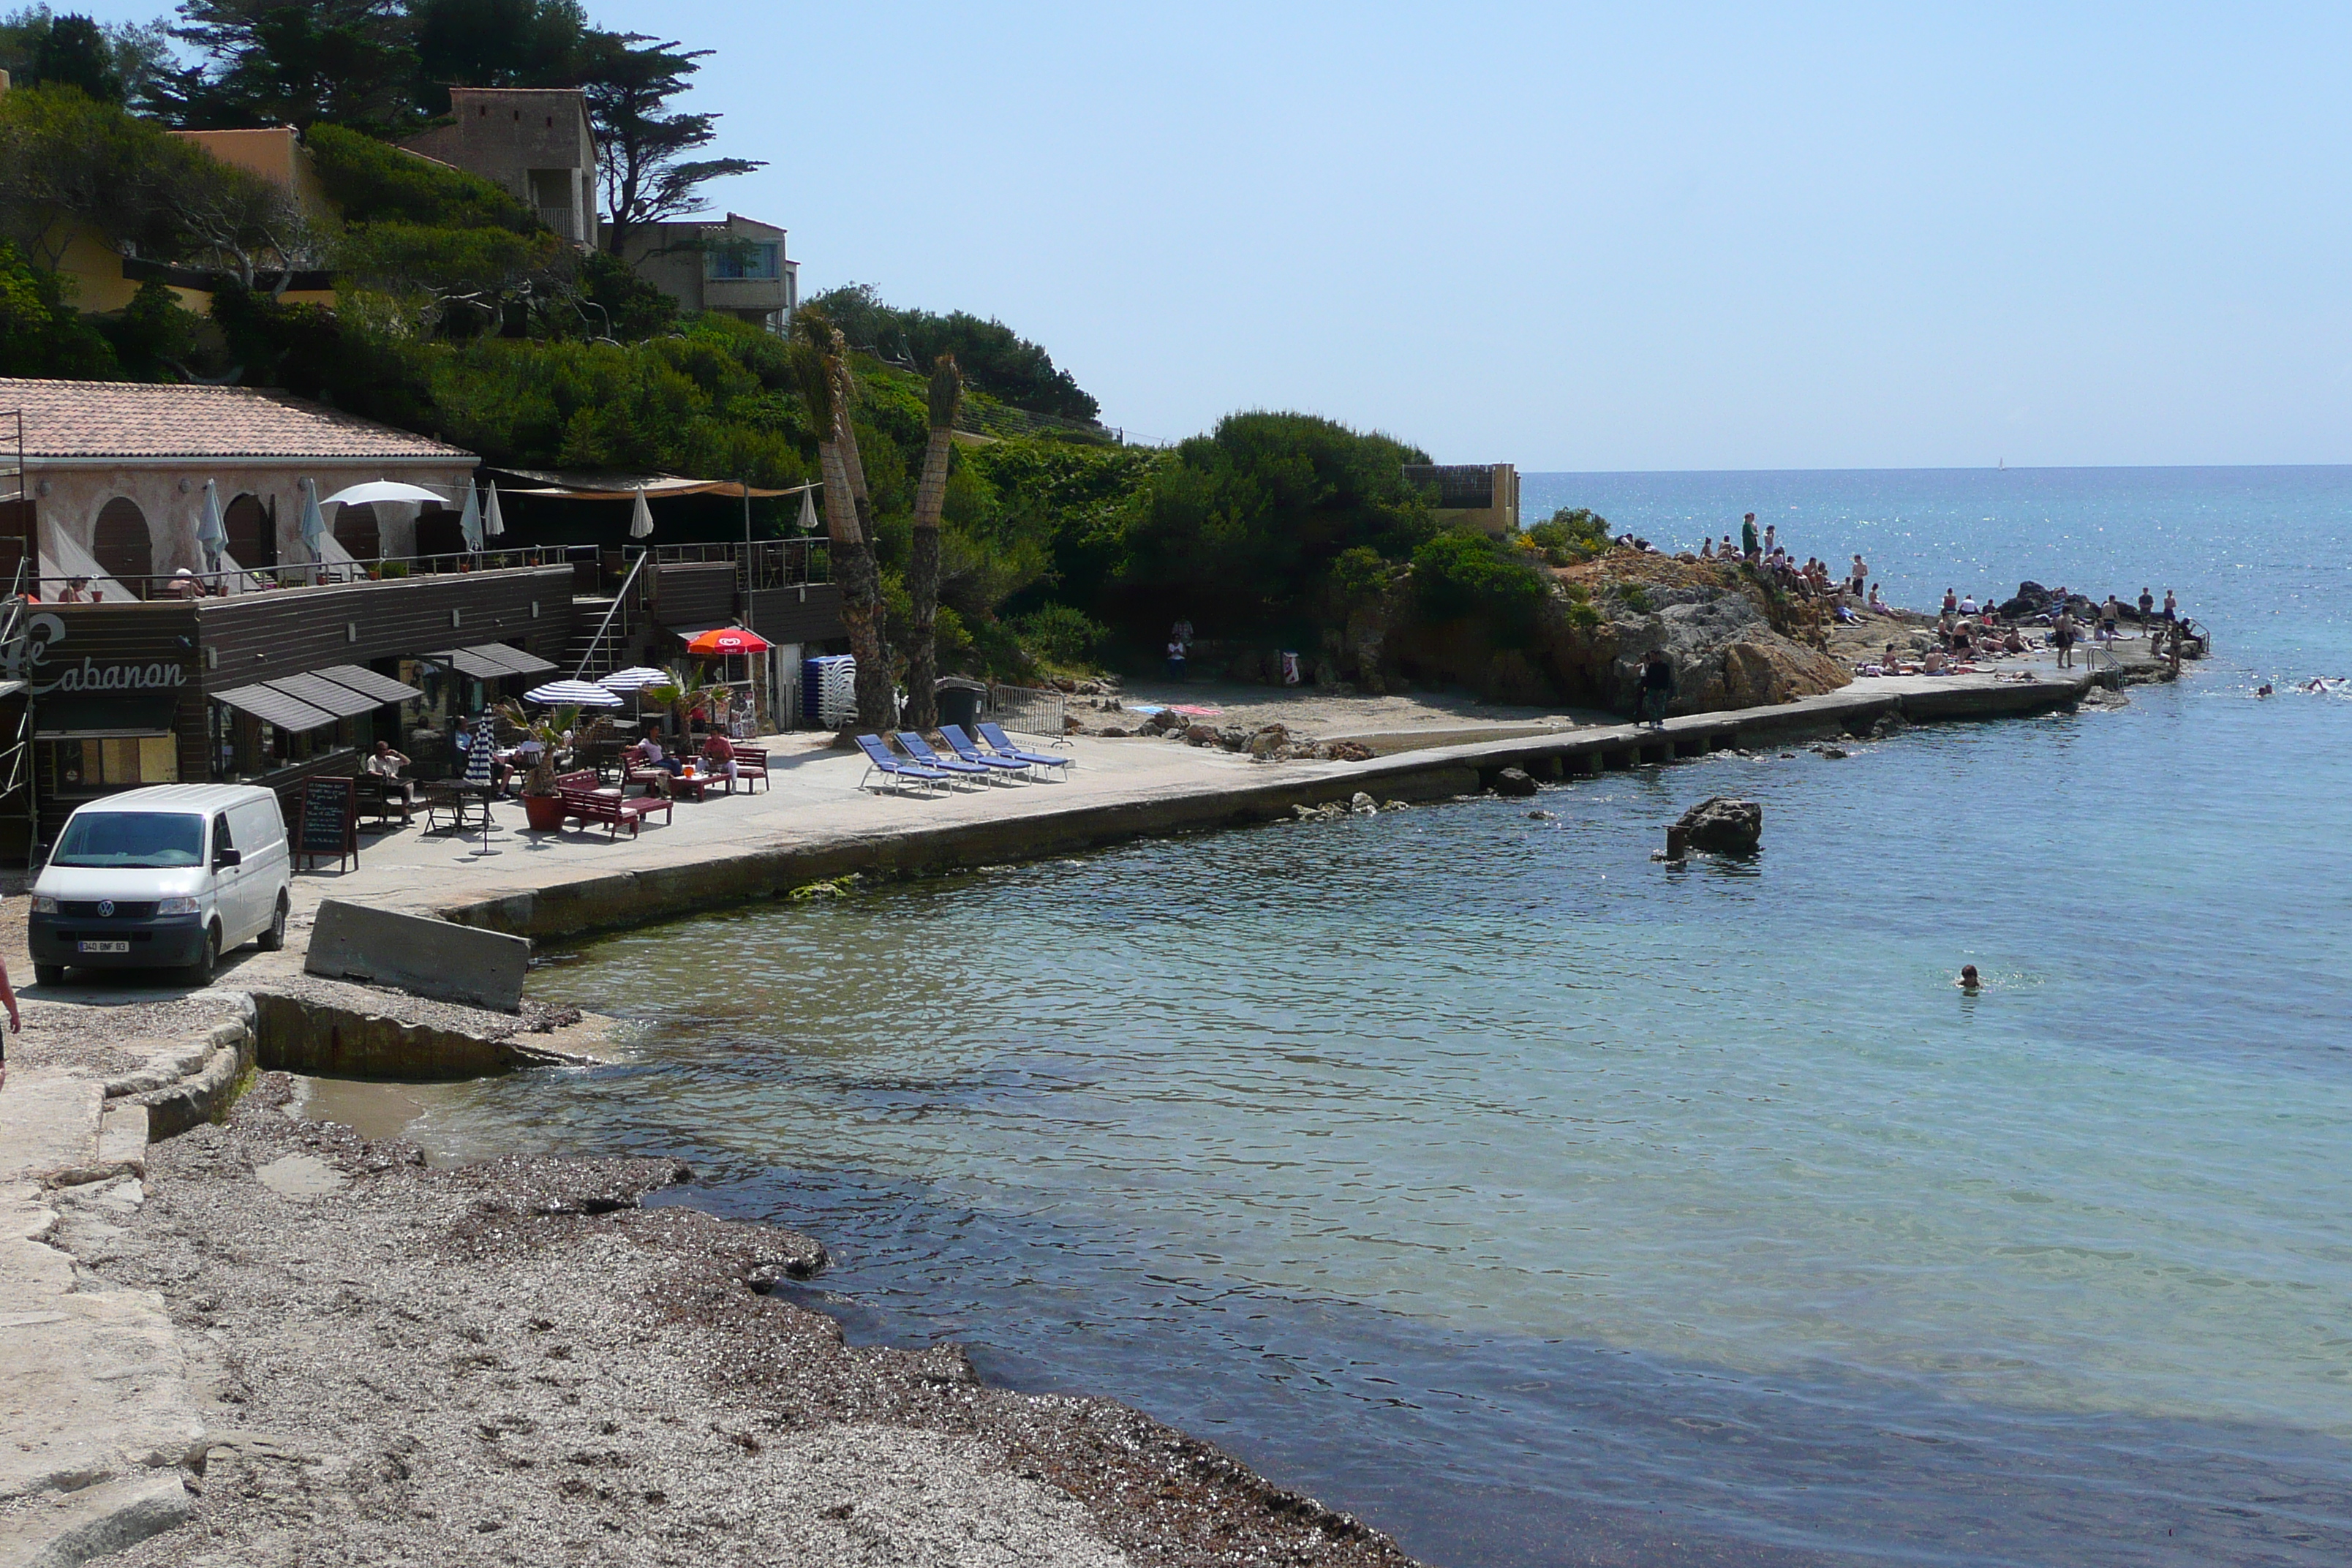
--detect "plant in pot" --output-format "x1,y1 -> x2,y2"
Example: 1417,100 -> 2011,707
645,662 -> 727,753
493,701 -> 611,830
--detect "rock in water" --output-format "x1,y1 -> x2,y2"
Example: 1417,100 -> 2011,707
1492,767 -> 1539,798
1676,796 -> 1762,853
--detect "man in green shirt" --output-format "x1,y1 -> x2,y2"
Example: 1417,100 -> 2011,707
1740,513 -> 1759,560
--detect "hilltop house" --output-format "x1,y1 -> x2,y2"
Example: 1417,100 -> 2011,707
1403,463 -> 1520,537
620,213 -> 798,333
400,87 -> 599,246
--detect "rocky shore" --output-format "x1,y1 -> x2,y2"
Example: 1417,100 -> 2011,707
64,1076 -> 1421,1568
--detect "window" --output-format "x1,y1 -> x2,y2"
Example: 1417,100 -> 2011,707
707,241 -> 780,281
50,811 -> 204,868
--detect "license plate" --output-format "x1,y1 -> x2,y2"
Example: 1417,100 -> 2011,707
77,941 -> 129,954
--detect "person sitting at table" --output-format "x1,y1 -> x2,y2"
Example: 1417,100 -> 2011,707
701,731 -> 738,782
56,576 -> 88,603
637,725 -> 685,777
363,739 -> 419,804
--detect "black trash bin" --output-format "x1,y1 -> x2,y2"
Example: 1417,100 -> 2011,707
934,677 -> 987,731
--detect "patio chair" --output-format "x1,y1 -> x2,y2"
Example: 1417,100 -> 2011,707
854,734 -> 949,795
976,722 -> 1075,777
933,725 -> 1033,782
731,745 -> 770,792
892,731 -> 995,788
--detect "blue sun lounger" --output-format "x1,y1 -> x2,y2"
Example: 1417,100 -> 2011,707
856,733 -> 948,794
892,731 -> 995,789
976,721 -> 1074,777
935,724 -> 1035,781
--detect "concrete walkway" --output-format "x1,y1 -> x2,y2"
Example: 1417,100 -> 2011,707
178,660 -> 2104,954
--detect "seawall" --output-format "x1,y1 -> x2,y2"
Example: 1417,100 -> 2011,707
439,671 -> 2095,944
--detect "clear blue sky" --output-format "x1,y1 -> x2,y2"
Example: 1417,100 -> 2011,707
80,2 -> 2352,469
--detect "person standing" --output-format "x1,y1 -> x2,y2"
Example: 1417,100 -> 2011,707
1942,588 -> 1959,616
1849,554 -> 1868,597
2162,589 -> 2177,622
2054,609 -> 2078,668
1741,513 -> 1759,561
1763,523 -> 1777,558
1166,634 -> 1188,682
1638,648 -> 1676,728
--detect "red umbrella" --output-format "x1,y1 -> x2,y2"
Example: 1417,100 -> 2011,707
686,627 -> 771,655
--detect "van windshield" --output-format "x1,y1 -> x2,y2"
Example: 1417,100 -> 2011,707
50,812 -> 205,868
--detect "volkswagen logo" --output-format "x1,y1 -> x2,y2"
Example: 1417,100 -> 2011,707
97,899 -> 113,917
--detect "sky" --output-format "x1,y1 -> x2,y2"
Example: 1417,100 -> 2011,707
76,2 -> 2352,470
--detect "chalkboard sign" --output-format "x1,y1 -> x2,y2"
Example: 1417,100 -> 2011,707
298,777 -> 358,872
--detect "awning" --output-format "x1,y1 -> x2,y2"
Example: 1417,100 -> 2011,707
259,671 -> 380,720
423,643 -> 558,679
486,465 -> 803,501
214,682 -> 338,733
312,663 -> 424,706
34,693 -> 178,740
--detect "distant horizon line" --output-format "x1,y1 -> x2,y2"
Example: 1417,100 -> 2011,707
1516,461 -> 2352,476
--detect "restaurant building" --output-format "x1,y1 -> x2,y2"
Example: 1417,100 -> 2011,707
0,380 -> 849,861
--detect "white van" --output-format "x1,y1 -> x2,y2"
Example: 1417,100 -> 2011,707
29,784 -> 293,986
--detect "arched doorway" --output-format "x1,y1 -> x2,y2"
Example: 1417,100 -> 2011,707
333,501 -> 380,561
225,493 -> 274,569
93,497 -> 151,597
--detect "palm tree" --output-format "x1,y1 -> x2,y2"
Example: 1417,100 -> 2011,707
788,308 -> 893,731
644,661 -> 723,748
903,352 -> 962,730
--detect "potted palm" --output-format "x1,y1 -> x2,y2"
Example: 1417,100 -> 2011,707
493,701 -> 611,830
645,662 -> 728,750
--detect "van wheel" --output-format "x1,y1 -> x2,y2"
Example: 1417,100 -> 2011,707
257,893 -> 290,951
184,924 -> 219,987
34,963 -> 64,987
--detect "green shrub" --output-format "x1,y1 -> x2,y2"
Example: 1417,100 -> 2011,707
1526,505 -> 1611,565
1618,583 -> 1651,614
1412,530 -> 1548,647
1009,603 -> 1107,666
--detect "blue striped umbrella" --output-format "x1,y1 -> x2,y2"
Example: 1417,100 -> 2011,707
464,720 -> 495,786
525,679 -> 622,708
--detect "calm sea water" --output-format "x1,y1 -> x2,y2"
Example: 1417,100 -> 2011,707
415,469 -> 2351,1567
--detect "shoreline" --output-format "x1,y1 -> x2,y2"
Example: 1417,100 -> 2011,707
0,658 -> 2157,1567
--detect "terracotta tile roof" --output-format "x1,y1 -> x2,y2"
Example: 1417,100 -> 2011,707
0,378 -> 473,463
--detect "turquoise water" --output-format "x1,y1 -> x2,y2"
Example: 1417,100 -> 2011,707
418,469 -> 2351,1565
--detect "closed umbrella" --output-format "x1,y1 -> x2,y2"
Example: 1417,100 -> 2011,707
795,488 -> 818,534
628,484 -> 654,540
298,476 -> 327,561
461,717 -> 499,858
483,480 -> 505,540
525,679 -> 623,708
457,480 -> 483,552
599,666 -> 670,692
196,478 -> 227,574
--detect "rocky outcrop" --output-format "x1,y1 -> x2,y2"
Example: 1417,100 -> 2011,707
1490,767 -> 1538,797
1601,584 -> 1850,717
1676,796 -> 1762,854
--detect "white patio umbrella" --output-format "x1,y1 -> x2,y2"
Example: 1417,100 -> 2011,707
627,484 -> 654,540
598,666 -> 670,692
456,480 -> 483,552
298,476 -> 328,560
317,479 -> 449,508
482,480 -> 505,539
525,679 -> 624,708
795,488 -> 819,534
195,479 -> 227,574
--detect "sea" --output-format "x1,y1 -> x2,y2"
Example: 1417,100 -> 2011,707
407,467 -> 2351,1567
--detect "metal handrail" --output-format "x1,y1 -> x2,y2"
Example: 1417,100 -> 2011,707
34,545 -> 592,602
575,551 -> 647,680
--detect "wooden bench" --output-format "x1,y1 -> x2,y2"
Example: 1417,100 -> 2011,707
731,746 -> 769,792
355,774 -> 417,828
557,775 -> 673,837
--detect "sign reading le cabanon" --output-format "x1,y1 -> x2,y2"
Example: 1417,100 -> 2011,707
1,614 -> 189,698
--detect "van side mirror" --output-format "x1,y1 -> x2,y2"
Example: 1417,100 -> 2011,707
214,847 -> 242,869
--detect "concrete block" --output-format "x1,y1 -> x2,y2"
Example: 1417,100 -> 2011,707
305,899 -> 529,1012
5,1469 -> 192,1568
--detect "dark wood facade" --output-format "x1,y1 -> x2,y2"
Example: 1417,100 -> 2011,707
745,583 -> 844,647
192,565 -> 573,688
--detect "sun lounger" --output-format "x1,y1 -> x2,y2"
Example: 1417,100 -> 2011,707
932,725 -> 1032,781
893,731 -> 995,788
855,733 -> 949,794
976,721 -> 1074,776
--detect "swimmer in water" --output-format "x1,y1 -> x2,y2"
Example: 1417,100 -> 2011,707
1957,964 -> 1981,992
2258,683 -> 2274,697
